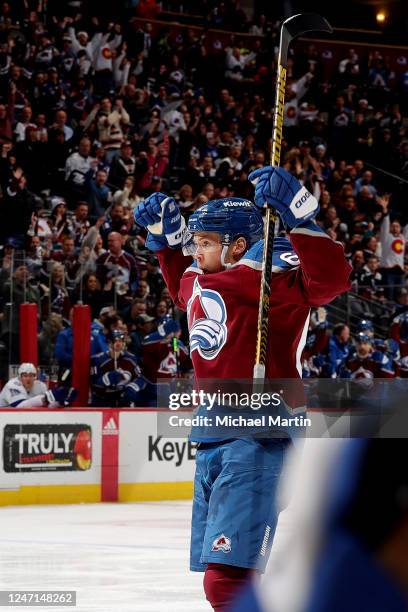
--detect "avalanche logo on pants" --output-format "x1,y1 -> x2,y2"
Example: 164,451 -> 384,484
212,534 -> 231,553
187,278 -> 228,360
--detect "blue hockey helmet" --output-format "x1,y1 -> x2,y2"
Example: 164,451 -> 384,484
356,320 -> 374,334
356,332 -> 372,344
182,198 -> 264,256
108,330 -> 126,343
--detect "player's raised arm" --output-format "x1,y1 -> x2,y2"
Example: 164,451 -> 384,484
134,192 -> 192,308
249,166 -> 352,306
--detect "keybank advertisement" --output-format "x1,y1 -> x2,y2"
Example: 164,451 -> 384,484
0,412 -> 102,487
119,412 -> 196,483
3,424 -> 92,472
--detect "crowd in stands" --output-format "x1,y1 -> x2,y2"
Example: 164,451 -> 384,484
1,0 -> 408,399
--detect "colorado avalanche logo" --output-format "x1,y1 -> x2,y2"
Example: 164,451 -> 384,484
187,277 -> 228,360
211,534 -> 231,553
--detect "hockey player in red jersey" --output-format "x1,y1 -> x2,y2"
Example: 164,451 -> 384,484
134,165 -> 351,611
343,333 -> 395,379
142,315 -> 192,382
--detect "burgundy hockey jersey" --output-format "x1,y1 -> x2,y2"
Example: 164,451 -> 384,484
142,333 -> 191,382
157,222 -> 352,383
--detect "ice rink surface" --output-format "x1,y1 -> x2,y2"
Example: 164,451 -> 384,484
0,501 -> 210,611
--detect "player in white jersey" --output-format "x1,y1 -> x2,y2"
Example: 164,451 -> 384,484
0,363 -> 76,408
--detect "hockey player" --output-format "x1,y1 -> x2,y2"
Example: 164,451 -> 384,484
134,165 -> 351,610
390,311 -> 408,358
373,337 -> 401,375
142,315 -> 191,382
0,363 -> 77,407
90,330 -> 147,406
342,333 -> 395,379
356,319 -> 374,338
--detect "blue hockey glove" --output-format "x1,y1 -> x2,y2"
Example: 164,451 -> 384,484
248,166 -> 319,229
158,319 -> 180,337
122,377 -> 147,405
45,386 -> 78,407
134,192 -> 186,251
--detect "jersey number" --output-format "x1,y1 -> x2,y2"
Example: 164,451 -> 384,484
280,251 -> 300,266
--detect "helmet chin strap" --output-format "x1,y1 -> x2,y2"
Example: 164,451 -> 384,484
220,245 -> 233,269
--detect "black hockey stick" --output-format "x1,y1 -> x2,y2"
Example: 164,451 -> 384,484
253,13 -> 332,385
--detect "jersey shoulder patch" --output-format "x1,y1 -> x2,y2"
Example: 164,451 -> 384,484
237,237 -> 300,272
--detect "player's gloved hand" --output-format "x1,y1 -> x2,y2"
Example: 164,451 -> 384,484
158,319 -> 180,337
248,166 -> 319,229
134,192 -> 186,251
102,370 -> 125,387
45,386 -> 78,407
190,320 -> 227,358
123,377 -> 147,405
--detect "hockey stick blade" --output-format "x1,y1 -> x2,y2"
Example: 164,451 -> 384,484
280,13 -> 332,66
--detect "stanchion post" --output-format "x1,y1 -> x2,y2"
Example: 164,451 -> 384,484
72,304 -> 91,407
19,303 -> 38,366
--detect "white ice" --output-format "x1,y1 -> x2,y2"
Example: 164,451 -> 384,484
0,501 -> 210,612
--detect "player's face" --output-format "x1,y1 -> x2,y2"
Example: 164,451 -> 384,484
192,232 -> 224,273
111,338 -> 125,354
20,373 -> 36,391
357,341 -> 371,358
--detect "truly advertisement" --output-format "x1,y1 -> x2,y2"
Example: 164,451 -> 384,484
3,424 -> 92,472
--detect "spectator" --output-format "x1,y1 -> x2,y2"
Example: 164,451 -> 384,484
1,265 -> 41,362
99,203 -> 132,246
354,170 -> 377,197
355,255 -> 383,300
38,313 -> 64,366
0,168 -> 37,246
97,97 -> 130,163
72,273 -> 105,320
48,110 -> 74,142
67,201 -> 90,247
129,313 -> 155,362
326,324 -> 352,378
108,140 -> 135,191
379,196 -> 407,299
96,231 -> 138,298
14,106 -> 36,142
225,46 -> 256,82
86,169 -> 112,221
124,298 -> 148,331
65,137 -> 96,202
50,197 -> 70,244
51,235 -> 80,291
0,83 -> 16,144
41,262 -> 70,319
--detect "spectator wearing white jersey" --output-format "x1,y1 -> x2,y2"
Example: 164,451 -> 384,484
379,195 -> 408,299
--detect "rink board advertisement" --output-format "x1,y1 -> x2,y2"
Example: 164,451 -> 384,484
118,411 -> 196,502
3,424 -> 92,472
0,411 -> 102,506
0,409 -> 195,506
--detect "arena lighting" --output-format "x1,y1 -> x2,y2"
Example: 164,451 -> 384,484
376,11 -> 386,23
